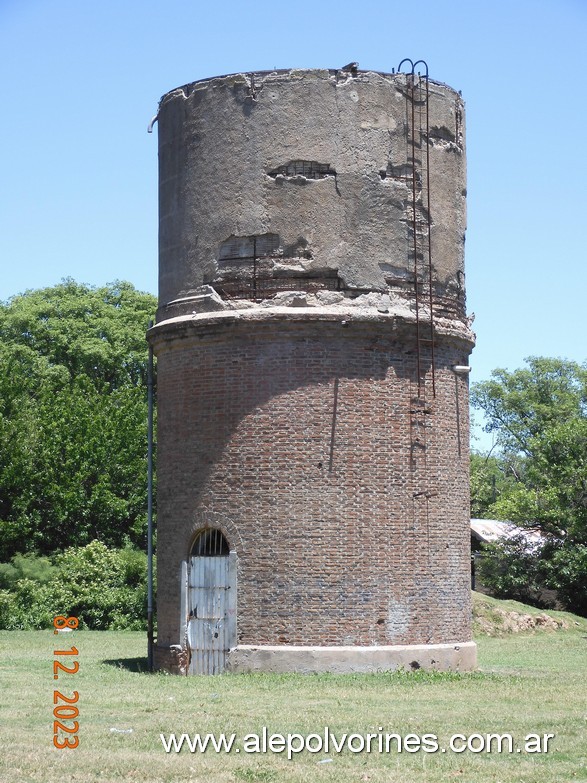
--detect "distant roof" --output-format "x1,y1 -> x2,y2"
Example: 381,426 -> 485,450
470,518 -> 544,549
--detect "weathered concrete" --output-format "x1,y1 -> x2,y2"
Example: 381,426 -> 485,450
227,642 -> 477,674
149,304 -> 475,347
156,68 -> 466,317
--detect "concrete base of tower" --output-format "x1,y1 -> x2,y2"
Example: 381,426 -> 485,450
226,642 -> 477,674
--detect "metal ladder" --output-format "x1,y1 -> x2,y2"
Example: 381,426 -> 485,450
397,58 -> 436,401
397,59 -> 438,580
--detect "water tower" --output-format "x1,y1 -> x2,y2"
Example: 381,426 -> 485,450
148,63 -> 476,674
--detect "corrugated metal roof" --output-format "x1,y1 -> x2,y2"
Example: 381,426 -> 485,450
470,518 -> 544,549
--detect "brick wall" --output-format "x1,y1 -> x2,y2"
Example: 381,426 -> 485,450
153,315 -> 473,653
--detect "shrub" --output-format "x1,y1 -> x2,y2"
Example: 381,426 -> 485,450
0,552 -> 55,588
0,541 -> 151,630
477,535 -> 547,607
542,545 -> 587,616
478,537 -> 587,617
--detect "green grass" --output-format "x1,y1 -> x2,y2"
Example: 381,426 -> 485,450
1,595 -> 586,783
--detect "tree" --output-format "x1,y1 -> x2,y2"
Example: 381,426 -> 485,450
0,280 -> 156,559
472,357 -> 587,614
470,452 -> 518,519
0,278 -> 155,388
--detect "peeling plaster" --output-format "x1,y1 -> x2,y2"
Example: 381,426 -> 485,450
156,68 -> 466,314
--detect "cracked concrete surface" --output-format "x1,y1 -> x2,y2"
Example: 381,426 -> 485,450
156,68 -> 467,318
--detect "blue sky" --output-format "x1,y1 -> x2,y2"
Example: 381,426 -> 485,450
1,0 -> 585,448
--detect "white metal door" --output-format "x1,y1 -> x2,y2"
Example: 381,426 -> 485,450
187,551 -> 236,674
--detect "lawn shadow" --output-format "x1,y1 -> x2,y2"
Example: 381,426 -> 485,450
102,656 -> 152,674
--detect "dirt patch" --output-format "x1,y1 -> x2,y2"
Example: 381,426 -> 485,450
473,600 -> 570,637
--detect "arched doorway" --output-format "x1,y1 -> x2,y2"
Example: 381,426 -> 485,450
187,529 -> 237,674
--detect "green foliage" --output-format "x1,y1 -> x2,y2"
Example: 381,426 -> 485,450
0,541 -> 150,631
0,280 -> 156,559
0,375 -> 150,556
0,552 -> 55,588
0,278 -> 155,388
470,452 -> 518,518
477,536 -> 547,607
541,544 -> 587,616
0,281 -> 156,628
472,357 -> 587,615
472,356 -> 587,541
0,590 -> 16,629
